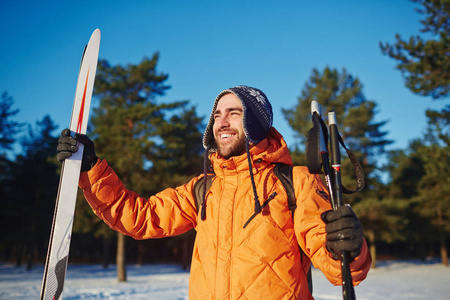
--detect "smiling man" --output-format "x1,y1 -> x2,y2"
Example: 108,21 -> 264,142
57,85 -> 371,299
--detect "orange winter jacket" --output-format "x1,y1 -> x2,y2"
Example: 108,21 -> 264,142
79,127 -> 371,300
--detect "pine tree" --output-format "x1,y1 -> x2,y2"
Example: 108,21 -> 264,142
384,107 -> 449,264
86,53 -> 204,279
92,54 -> 171,281
0,91 -> 22,264
282,67 -> 393,266
0,91 -> 22,154
383,145 -> 431,262
380,0 -> 450,99
282,67 -> 392,192
13,116 -> 59,269
415,106 -> 450,264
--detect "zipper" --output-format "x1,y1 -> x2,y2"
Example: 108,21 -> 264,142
243,192 -> 277,228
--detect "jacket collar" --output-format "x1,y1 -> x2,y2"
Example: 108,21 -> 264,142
209,127 -> 293,176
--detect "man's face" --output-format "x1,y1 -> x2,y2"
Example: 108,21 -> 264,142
213,93 -> 246,159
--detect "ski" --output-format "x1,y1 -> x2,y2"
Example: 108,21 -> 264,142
40,29 -> 100,300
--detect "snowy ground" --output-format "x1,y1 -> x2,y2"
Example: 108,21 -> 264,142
1,259 -> 449,299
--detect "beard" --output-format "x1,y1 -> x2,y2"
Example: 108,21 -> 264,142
215,134 -> 247,159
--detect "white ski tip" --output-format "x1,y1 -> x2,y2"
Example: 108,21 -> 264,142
92,28 -> 101,37
88,29 -> 101,45
311,100 -> 321,116
328,111 -> 337,125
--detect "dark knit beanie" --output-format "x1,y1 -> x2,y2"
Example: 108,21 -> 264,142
202,85 -> 273,150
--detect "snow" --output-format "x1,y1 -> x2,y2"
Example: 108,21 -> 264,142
1,259 -> 449,299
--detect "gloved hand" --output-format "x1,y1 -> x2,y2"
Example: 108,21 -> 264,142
57,128 -> 98,172
321,205 -> 363,261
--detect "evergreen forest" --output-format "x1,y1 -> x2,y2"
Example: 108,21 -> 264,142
0,0 -> 448,280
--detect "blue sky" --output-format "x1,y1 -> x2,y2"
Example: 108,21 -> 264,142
1,0 -> 447,155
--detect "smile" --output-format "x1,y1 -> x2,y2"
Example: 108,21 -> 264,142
221,133 -> 235,139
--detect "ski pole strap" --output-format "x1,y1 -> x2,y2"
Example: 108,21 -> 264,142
336,133 -> 365,194
306,113 -> 328,174
306,113 -> 364,194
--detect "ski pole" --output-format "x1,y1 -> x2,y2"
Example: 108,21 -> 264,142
328,111 -> 355,300
310,101 -> 336,207
309,101 -> 356,300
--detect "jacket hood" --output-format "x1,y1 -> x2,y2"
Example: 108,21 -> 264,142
199,126 -> 293,220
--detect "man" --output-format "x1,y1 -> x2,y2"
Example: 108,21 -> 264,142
58,85 -> 371,299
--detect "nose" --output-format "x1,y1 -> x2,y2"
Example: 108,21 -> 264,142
214,114 -> 230,129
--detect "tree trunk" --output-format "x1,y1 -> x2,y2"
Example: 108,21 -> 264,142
440,236 -> 448,266
117,232 -> 127,281
137,241 -> 145,266
26,243 -> 35,271
436,205 -> 448,266
366,230 -> 377,268
370,243 -> 377,269
16,242 -> 23,267
102,236 -> 111,269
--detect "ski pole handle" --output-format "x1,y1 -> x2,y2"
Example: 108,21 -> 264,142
328,111 -> 355,300
311,101 -> 328,154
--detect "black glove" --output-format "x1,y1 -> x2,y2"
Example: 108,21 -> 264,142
57,128 -> 98,172
321,205 -> 363,261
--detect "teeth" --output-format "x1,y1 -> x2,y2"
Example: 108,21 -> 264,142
221,134 -> 233,138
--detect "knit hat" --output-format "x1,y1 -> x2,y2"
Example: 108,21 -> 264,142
202,85 -> 273,151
